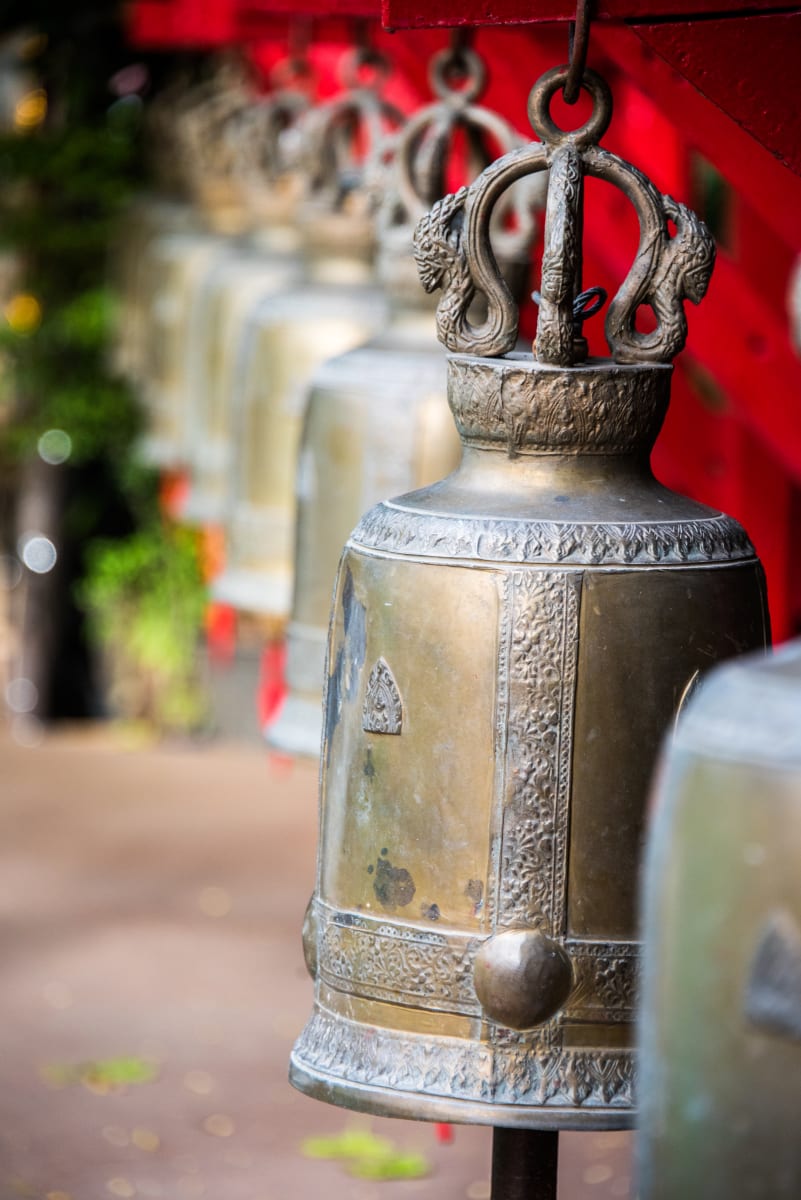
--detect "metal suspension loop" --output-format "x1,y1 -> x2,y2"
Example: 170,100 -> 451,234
564,0 -> 592,105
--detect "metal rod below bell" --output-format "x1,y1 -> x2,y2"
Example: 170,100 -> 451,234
491,1128 -> 559,1200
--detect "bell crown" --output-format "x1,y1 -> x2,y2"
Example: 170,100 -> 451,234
414,64 -> 715,367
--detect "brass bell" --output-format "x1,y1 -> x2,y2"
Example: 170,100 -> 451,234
211,47 -> 402,619
111,194 -> 197,392
638,642 -> 799,1200
179,86 -> 310,527
134,68 -> 261,470
266,43 -> 543,757
290,64 -> 769,1128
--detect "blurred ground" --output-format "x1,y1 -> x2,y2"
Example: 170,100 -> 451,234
0,727 -> 634,1199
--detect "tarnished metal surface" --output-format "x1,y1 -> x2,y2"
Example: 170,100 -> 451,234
291,357 -> 768,1127
291,63 -> 768,1129
639,642 -> 801,1199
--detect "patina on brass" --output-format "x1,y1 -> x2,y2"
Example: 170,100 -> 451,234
638,643 -> 801,1200
212,49 -> 400,618
290,64 -> 769,1128
267,45 -> 543,757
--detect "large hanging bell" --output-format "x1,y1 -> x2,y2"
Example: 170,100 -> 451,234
211,48 -> 401,619
639,641 -> 798,1199
266,44 -> 543,757
290,64 -> 769,1128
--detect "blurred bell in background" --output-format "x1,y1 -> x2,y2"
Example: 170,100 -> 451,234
265,40 -> 544,757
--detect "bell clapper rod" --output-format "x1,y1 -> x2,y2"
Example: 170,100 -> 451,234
490,1128 -> 559,1200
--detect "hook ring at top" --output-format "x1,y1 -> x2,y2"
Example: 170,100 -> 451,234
564,0 -> 591,105
340,45 -> 392,91
527,65 -> 612,149
429,45 -> 486,105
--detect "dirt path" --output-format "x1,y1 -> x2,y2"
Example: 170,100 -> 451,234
0,729 -> 633,1199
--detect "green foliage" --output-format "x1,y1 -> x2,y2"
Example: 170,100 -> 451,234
301,1129 -> 395,1161
1,293 -> 143,467
301,1126 -> 432,1183
0,11 -> 209,729
80,522 -> 209,733
347,1152 -> 430,1181
41,1055 -> 159,1091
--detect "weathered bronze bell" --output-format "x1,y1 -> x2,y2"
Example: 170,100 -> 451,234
179,90 -> 309,527
638,642 -> 801,1200
136,225 -> 240,468
266,44 -> 543,757
211,49 -> 401,618
112,195 -> 197,391
290,64 -> 768,1128
135,66 -> 280,469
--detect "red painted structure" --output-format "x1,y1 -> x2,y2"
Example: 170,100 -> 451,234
127,1 -> 801,645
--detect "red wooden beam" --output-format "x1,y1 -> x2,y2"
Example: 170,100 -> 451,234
591,23 -> 801,248
633,14 -> 801,177
382,0 -> 800,29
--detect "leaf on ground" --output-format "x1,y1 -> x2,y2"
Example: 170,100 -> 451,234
40,1057 -> 159,1091
301,1129 -> 394,1161
347,1151 -> 431,1181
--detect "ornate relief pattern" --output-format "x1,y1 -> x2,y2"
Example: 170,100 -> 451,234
293,1008 -> 635,1110
564,941 -> 639,1021
362,657 -> 403,735
351,502 -> 755,567
314,902 -> 639,1023
446,357 -> 668,455
316,905 -> 480,1014
499,571 -> 580,931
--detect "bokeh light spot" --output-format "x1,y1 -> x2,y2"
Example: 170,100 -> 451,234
19,533 -> 57,574
38,429 -> 72,465
106,1181 -> 135,1198
202,1113 -> 234,1138
183,1069 -> 214,1095
131,1128 -> 160,1153
14,89 -> 47,129
197,886 -> 231,918
6,677 -> 37,714
4,293 -> 42,332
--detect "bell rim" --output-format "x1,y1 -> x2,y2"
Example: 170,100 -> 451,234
288,1055 -> 636,1131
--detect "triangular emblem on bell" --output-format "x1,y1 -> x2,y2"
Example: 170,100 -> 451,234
291,62 -> 769,1129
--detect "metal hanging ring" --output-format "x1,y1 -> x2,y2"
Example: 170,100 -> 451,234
340,45 -> 391,91
429,45 -> 486,104
563,0 -> 591,105
527,65 -> 612,149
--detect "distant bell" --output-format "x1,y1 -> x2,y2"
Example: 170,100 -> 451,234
266,44 -> 543,757
211,47 -> 401,620
290,64 -> 769,1129
179,82 -> 310,527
